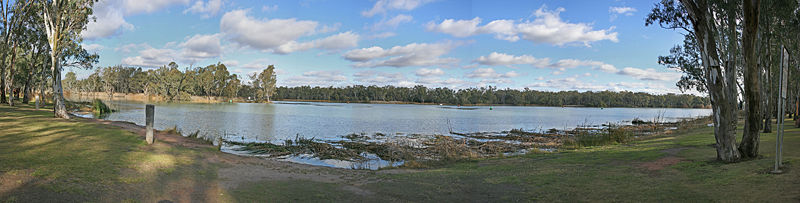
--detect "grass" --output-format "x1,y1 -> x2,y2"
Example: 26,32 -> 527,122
0,103 -> 223,202
1,102 -> 798,201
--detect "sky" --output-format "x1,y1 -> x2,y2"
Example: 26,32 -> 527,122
75,0 -> 693,94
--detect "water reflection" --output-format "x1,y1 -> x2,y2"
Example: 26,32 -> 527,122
68,97 -> 711,144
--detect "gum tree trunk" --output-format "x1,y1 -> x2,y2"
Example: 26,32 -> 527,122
740,0 -> 762,158
6,43 -> 16,106
50,53 -> 69,119
681,0 -> 741,162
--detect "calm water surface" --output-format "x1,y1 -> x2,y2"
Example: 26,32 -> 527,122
87,101 -> 711,143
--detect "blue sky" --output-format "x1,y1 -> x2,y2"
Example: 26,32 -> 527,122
76,0 -> 691,94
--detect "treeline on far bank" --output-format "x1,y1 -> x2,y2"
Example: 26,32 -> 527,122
63,63 -> 709,108
273,86 -> 710,108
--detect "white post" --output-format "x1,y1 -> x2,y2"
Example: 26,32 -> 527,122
773,46 -> 788,174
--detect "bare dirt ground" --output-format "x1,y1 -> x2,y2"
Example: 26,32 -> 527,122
83,117 -> 394,201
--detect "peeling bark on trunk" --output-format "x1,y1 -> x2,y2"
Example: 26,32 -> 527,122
740,0 -> 762,159
51,53 -> 68,119
681,0 -> 741,162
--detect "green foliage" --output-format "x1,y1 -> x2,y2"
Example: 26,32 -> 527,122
91,99 -> 111,114
274,85 -> 710,108
67,62 -> 260,101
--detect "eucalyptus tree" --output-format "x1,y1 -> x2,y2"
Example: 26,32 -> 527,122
739,0 -> 761,158
1,0 -> 33,105
250,65 -> 276,102
647,0 -> 741,162
40,0 -> 94,119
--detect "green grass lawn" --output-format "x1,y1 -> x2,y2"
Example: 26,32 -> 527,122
1,103 -> 798,202
0,104 -> 223,202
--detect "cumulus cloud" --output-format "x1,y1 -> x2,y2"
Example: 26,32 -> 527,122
184,0 -> 224,18
275,32 -> 360,54
180,33 -> 223,61
123,0 -> 189,14
220,9 -> 353,54
465,68 -> 519,79
83,0 -> 134,40
415,68 -> 445,77
373,14 -> 413,30
473,52 -> 617,72
353,70 -> 417,87
526,77 -> 678,94
220,9 -> 318,51
83,44 -> 104,53
617,67 -> 682,81
282,71 -> 348,87
343,41 -> 461,68
362,0 -> 433,17
121,46 -> 179,67
474,52 -> 550,67
609,6 -> 637,16
426,6 -> 618,46
609,6 -> 637,21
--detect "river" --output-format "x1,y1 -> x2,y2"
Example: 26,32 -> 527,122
78,100 -> 711,143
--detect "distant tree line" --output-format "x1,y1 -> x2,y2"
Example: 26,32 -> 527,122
274,85 -> 710,108
64,62 -> 277,102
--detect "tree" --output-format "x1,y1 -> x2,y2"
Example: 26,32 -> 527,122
649,0 -> 741,162
40,0 -> 94,118
739,0 -> 761,158
251,65 -> 276,102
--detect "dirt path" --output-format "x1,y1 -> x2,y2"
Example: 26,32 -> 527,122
81,117 -> 394,200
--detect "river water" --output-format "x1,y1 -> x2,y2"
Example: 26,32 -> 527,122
82,101 -> 711,143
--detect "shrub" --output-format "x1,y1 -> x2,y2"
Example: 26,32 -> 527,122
91,99 -> 111,114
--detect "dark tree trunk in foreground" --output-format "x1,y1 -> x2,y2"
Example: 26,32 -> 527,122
740,0 -> 762,158
681,0 -> 741,162
6,44 -> 16,106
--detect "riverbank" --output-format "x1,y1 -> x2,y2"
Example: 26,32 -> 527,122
65,91 -> 711,109
1,104 -> 797,201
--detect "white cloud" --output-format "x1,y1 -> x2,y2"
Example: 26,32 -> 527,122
115,43 -> 149,53
83,0 -> 134,40
353,70 -> 416,86
465,68 -> 519,79
370,32 -> 397,39
220,9 -> 318,51
222,60 -> 239,67
609,6 -> 637,21
83,44 -> 104,53
474,52 -> 550,67
415,68 -> 444,77
282,71 -> 348,87
617,67 -> 682,81
373,14 -> 413,30
426,17 -> 482,37
480,78 -> 514,84
123,0 -> 189,14
426,6 -> 618,46
473,52 -> 618,73
275,32 -> 360,54
262,4 -> 278,12
362,0 -> 433,17
609,6 -> 637,16
526,76 -> 681,94
180,33 -> 223,61
184,0 -> 224,18
343,41 -> 461,68
121,47 -> 179,67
